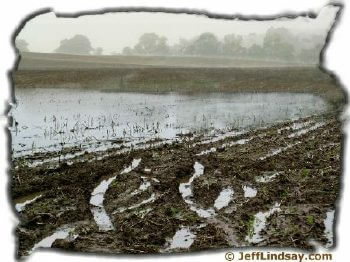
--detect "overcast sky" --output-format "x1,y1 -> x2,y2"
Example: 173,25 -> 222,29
17,5 -> 339,54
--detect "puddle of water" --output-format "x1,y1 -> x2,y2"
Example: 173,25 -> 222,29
288,122 -> 325,138
179,162 -> 216,218
90,206 -> 114,231
179,162 -> 204,199
324,210 -> 335,248
15,193 -> 42,212
243,185 -> 257,198
120,158 -> 142,174
131,176 -> 151,196
259,142 -> 301,160
30,225 -> 75,254
221,137 -> 252,148
90,176 -> 117,206
277,120 -> 313,134
89,158 -> 141,231
246,202 -> 281,244
163,226 -> 196,251
10,89 -> 329,157
196,147 -> 217,156
196,137 -> 252,156
139,177 -> 151,190
24,135 -> 176,168
113,193 -> 156,214
190,206 -> 216,218
214,187 -> 234,210
255,171 -> 282,183
137,207 -> 153,219
197,130 -> 247,146
161,223 -> 209,252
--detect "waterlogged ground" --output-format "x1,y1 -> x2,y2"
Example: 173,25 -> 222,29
10,88 -> 329,158
10,90 -> 342,257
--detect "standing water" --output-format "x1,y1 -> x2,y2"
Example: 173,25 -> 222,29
10,89 -> 329,157
89,158 -> 142,231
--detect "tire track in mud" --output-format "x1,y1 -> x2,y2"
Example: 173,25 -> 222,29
258,121 -> 326,161
182,118 -> 335,247
173,120 -> 329,248
246,121 -> 339,246
89,158 -> 141,231
164,161 -> 238,251
15,115 -> 340,255
194,118 -> 323,158
27,158 -> 149,255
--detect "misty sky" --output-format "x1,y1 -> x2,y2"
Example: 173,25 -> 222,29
17,5 -> 338,54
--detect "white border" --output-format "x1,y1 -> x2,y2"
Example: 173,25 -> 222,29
0,1 -> 349,262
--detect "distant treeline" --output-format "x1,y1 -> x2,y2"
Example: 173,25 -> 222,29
121,28 -> 324,63
15,27 -> 324,64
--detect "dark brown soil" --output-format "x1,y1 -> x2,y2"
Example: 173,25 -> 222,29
11,112 -> 343,257
13,66 -> 345,109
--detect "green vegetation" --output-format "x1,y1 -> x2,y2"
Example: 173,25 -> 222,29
167,207 -> 180,217
302,168 -> 311,178
246,215 -> 255,237
306,215 -> 315,225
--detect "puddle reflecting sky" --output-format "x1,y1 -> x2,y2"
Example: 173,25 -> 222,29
10,88 -> 329,156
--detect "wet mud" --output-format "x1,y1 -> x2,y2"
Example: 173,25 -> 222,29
11,113 -> 342,257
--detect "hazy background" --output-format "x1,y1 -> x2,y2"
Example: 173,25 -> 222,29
16,6 -> 338,54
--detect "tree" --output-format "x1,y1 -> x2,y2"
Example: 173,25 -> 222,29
222,34 -> 244,56
171,38 -> 192,56
263,27 -> 295,61
247,44 -> 264,59
155,36 -> 170,55
190,33 -> 220,56
298,43 -> 322,64
15,39 -> 29,52
93,47 -> 103,55
242,33 -> 264,48
133,33 -> 170,55
54,34 -> 94,55
122,47 -> 133,55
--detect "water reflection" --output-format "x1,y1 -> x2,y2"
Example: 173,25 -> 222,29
10,89 -> 329,157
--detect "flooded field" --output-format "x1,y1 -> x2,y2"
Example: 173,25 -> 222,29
10,88 -> 329,158
10,86 -> 342,257
9,4 -> 346,258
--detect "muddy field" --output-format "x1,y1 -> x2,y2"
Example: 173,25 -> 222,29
10,54 -> 346,257
11,112 -> 342,257
17,52 -> 310,70
13,57 -> 345,107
